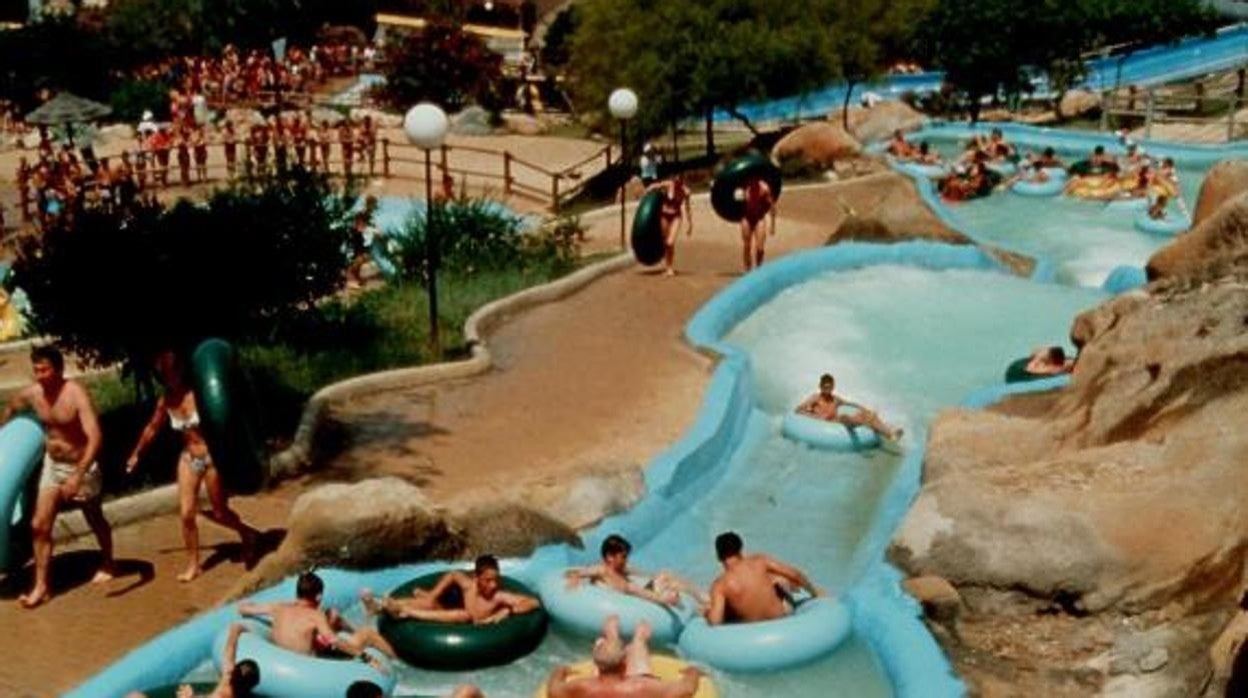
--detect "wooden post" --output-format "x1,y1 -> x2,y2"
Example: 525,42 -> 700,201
1144,89 -> 1155,140
439,144 -> 449,177
1128,84 -> 1138,112
1195,80 -> 1205,113
503,151 -> 512,195
1228,94 -> 1238,142
551,173 -> 560,209
382,138 -> 390,178
1099,90 -> 1109,132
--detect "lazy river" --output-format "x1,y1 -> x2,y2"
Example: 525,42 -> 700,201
74,127 -> 1224,697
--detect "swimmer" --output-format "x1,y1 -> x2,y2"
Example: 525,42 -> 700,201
885,129 -> 915,159
362,554 -> 541,625
796,373 -> 903,441
913,141 -> 943,165
565,533 -> 708,608
545,615 -> 704,698
705,532 -> 825,625
739,175 -> 776,272
647,175 -> 692,276
987,128 -> 1015,160
1031,147 -> 1065,170
1,345 -> 114,608
126,624 -> 259,698
127,350 -> 259,583
1120,143 -> 1149,174
237,571 -> 396,671
1088,145 -> 1118,173
1147,194 -> 1170,221
1025,346 -> 1074,376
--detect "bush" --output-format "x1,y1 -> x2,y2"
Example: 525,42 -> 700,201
13,170 -> 354,369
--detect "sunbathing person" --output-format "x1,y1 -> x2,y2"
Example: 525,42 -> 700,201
545,615 -> 703,698
796,373 -> 903,441
363,554 -> 540,625
1025,346 -> 1074,376
565,534 -> 707,608
705,532 -> 825,625
237,571 -> 395,670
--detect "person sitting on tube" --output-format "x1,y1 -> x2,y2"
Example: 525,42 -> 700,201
565,533 -> 708,608
705,532 -> 825,625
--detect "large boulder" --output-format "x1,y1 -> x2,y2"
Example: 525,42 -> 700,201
844,101 -> 925,144
1058,89 -> 1101,119
1192,160 -> 1248,225
1146,190 -> 1248,282
891,261 -> 1248,693
450,106 -> 494,136
771,122 -> 862,171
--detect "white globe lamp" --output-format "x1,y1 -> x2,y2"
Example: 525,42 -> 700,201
404,103 -> 449,150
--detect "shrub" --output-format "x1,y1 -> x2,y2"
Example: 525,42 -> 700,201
110,78 -> 170,123
377,20 -> 503,112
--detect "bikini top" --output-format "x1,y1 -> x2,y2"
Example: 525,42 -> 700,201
168,407 -> 201,432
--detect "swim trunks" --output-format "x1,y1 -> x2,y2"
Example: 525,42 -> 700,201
39,454 -> 103,502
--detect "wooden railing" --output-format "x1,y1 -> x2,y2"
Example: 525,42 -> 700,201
12,137 -> 613,227
1100,70 -> 1248,141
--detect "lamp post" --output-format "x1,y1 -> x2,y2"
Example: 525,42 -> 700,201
404,102 -> 450,356
608,88 -> 638,250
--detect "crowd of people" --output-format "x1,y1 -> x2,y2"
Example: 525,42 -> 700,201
13,112 -> 386,232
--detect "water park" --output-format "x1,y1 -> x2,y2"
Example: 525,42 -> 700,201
2,1 -> 1248,697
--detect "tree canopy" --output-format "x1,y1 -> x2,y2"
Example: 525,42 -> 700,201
913,0 -> 1220,119
377,19 -> 504,112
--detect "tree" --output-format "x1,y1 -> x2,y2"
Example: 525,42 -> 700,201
539,6 -> 578,71
378,20 -> 503,112
913,0 -> 1218,122
13,171 -> 354,369
821,0 -> 932,128
0,14 -> 112,109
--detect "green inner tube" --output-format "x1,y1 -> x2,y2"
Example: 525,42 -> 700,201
710,152 -> 783,223
1068,159 -> 1119,177
378,573 -> 549,671
1004,357 -> 1047,383
142,682 -> 219,698
631,189 -> 666,266
191,338 -> 266,494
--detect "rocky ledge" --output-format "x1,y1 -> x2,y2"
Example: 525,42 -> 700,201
891,160 -> 1248,696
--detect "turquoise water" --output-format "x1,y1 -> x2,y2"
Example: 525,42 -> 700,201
357,266 -> 1104,697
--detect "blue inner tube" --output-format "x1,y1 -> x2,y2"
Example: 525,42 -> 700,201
0,416 -> 43,571
780,409 -> 882,451
677,597 -> 852,672
1011,174 -> 1066,197
1133,210 -> 1191,236
537,569 -> 693,644
985,160 -> 1017,177
214,621 -> 396,698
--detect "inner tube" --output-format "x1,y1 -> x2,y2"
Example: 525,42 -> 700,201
1102,265 -> 1147,294
780,409 -> 882,452
533,655 -> 719,698
1069,159 -> 1119,177
1011,171 -> 1067,197
985,160 -> 1017,177
537,569 -> 692,644
191,339 -> 266,494
213,621 -> 396,698
1065,174 -> 1122,200
377,573 -> 548,670
710,153 -> 783,223
677,597 -> 851,672
0,416 -> 43,571
1004,357 -> 1053,384
1133,210 -> 1190,236
631,189 -> 666,266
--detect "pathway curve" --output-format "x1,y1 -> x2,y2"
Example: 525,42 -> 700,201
0,176 -> 886,695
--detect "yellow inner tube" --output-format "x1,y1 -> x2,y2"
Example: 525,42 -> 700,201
0,289 -> 22,342
533,655 -> 718,698
1066,174 -> 1121,200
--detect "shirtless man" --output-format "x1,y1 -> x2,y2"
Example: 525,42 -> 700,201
705,532 -> 824,625
740,177 -> 776,272
363,554 -> 540,624
885,129 -> 914,159
565,534 -> 706,608
546,615 -> 703,698
1024,346 -> 1074,376
646,175 -> 692,276
237,571 -> 395,669
1,345 -> 114,608
796,373 -> 903,442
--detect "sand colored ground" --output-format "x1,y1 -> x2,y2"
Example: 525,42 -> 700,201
0,177 -> 877,695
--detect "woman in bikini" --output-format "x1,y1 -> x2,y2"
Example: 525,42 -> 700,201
647,175 -> 692,276
740,177 -> 776,271
126,350 -> 258,582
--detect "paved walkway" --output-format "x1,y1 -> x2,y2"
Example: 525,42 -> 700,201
0,176 -> 885,695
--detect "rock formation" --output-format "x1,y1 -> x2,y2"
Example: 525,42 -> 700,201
771,122 -> 862,171
891,160 -> 1248,695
